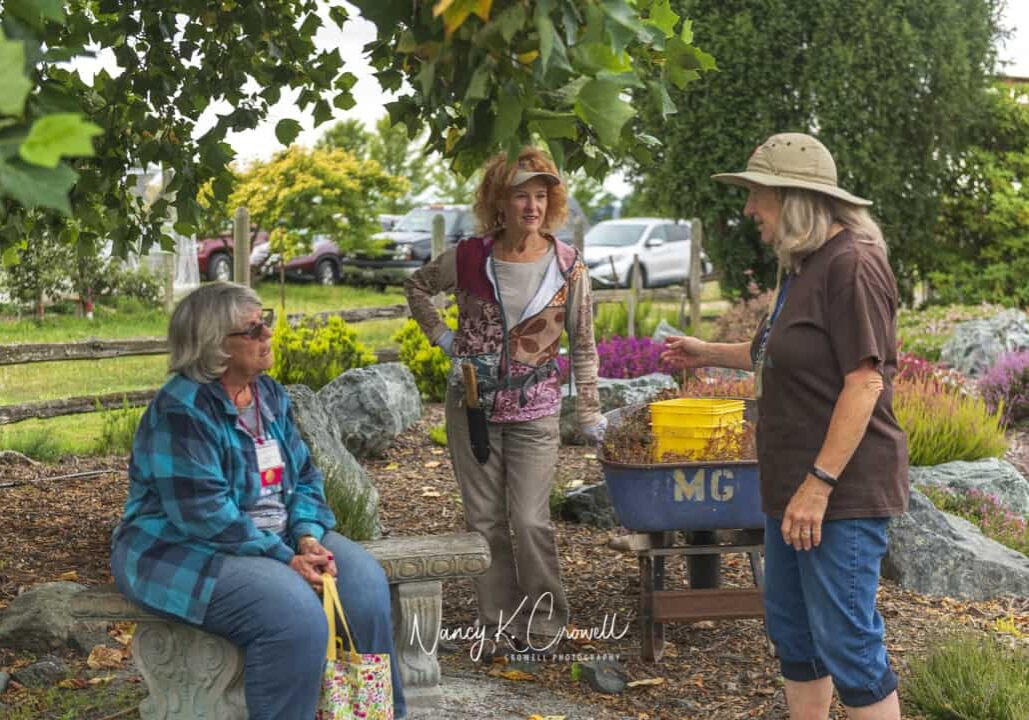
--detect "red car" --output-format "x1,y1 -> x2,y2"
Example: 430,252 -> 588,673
196,230 -> 269,281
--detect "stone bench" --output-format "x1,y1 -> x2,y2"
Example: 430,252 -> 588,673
70,532 -> 489,719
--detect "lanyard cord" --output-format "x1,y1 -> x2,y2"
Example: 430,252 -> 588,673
755,271 -> 793,360
235,383 -> 264,443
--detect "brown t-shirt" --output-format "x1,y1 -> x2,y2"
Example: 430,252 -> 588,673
750,230 -> 909,519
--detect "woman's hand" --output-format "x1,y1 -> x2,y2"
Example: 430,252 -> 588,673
660,336 -> 710,370
780,476 -> 833,551
290,536 -> 337,591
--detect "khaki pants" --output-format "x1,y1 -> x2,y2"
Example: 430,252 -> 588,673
445,389 -> 569,640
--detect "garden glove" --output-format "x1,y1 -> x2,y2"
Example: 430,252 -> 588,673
436,329 -> 455,357
581,415 -> 608,445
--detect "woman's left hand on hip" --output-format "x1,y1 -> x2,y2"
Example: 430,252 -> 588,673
781,476 -> 833,551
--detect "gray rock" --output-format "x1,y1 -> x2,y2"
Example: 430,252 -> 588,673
317,362 -> 422,458
559,483 -> 616,529
286,385 -> 381,537
0,582 -> 109,653
940,309 -> 1029,377
651,320 -> 684,344
561,373 -> 677,444
11,655 -> 68,688
883,489 -> 1029,600
909,458 -> 1029,516
0,671 -> 9,694
577,659 -> 627,695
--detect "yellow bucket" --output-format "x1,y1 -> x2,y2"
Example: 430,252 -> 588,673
650,398 -> 745,461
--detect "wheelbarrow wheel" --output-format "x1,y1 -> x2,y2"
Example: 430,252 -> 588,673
639,532 -> 668,662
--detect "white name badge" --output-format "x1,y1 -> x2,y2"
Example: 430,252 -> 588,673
255,439 -> 284,489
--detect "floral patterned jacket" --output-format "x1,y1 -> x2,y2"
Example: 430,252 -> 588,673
405,233 -> 602,427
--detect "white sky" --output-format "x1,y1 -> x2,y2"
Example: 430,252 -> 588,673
72,1 -> 1029,198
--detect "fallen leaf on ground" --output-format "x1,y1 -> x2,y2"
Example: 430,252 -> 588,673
489,668 -> 536,681
385,463 -> 399,470
87,645 -> 125,670
627,678 -> 665,688
423,461 -> 441,468
421,490 -> 441,498
56,570 -> 79,581
57,677 -> 87,689
87,674 -> 115,685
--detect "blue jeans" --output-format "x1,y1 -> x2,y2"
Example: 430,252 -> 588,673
763,515 -> 898,708
116,531 -> 405,719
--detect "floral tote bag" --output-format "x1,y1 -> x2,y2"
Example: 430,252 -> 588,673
315,573 -> 393,720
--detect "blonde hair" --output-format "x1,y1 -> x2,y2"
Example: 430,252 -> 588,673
473,147 -> 568,234
773,188 -> 886,272
167,282 -> 262,383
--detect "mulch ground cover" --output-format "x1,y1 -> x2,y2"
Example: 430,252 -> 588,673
2,405 -> 1028,719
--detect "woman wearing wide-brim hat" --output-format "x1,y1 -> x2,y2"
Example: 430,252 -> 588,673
662,133 -> 908,720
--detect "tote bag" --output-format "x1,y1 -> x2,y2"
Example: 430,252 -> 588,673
315,573 -> 394,720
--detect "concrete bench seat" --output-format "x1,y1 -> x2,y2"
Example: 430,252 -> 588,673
70,531 -> 490,719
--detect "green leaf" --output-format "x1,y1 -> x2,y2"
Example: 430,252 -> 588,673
535,11 -> 556,69
534,115 -> 578,140
574,78 -> 636,147
2,246 -> 21,266
0,32 -> 33,117
0,158 -> 78,214
647,80 -> 677,118
19,114 -> 102,168
648,0 -> 679,38
490,4 -> 527,44
571,43 -> 632,74
275,119 -> 303,146
465,65 -> 490,102
492,92 -> 523,144
7,0 -> 65,30
600,0 -> 652,42
680,18 -> 694,45
313,99 -> 333,127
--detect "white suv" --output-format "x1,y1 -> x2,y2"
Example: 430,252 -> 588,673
583,218 -> 711,288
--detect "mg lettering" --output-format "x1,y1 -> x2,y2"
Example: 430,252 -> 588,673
672,468 -> 736,503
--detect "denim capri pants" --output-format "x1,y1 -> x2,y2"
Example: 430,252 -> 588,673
763,515 -> 898,708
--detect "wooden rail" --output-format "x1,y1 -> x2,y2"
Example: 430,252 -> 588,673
0,346 -> 400,425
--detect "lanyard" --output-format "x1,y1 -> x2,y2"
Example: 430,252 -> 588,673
756,272 -> 793,359
235,383 -> 264,444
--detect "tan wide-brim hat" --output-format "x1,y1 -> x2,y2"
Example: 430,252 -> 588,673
712,132 -> 871,206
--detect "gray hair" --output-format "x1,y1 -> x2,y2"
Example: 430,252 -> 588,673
167,282 -> 263,383
774,188 -> 886,272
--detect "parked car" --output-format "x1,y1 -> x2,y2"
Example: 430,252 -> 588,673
250,233 -> 344,285
341,199 -> 591,289
583,218 -> 712,288
196,229 -> 269,282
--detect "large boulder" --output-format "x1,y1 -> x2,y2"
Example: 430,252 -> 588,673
561,373 -> 677,444
558,483 -> 617,529
940,309 -> 1029,377
0,582 -> 110,653
883,490 -> 1029,600
286,385 -> 381,537
317,362 -> 422,458
909,458 -> 1029,516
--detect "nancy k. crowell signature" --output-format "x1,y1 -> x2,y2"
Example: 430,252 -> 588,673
408,592 -> 631,662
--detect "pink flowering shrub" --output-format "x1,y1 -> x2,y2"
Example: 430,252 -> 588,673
978,351 -> 1029,428
919,485 -> 1029,556
557,335 -> 676,380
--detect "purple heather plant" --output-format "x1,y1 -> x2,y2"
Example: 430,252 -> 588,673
557,335 -> 675,380
919,484 -> 1029,556
978,350 -> 1029,428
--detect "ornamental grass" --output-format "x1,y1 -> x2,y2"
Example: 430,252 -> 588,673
893,375 -> 1007,466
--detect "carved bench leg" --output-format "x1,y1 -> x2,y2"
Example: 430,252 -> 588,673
133,620 -> 247,720
391,580 -> 442,709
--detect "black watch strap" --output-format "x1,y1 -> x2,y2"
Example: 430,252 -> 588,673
810,465 -> 838,487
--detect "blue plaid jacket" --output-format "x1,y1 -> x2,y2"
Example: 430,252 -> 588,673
111,373 -> 336,624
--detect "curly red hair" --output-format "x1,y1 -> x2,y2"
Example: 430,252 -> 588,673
473,147 -> 568,234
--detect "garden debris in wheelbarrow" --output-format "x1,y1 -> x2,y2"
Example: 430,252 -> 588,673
602,401 -> 756,465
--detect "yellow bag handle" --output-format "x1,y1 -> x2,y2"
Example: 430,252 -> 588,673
322,573 -> 360,663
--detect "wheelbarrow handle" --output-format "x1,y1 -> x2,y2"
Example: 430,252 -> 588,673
461,362 -> 479,409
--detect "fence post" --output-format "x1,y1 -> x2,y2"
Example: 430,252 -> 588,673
163,252 -> 175,314
233,206 -> 251,287
573,217 -> 585,255
627,253 -> 640,338
689,218 -> 703,331
431,213 -> 446,310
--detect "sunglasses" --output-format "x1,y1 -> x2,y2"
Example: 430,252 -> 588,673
227,309 -> 275,340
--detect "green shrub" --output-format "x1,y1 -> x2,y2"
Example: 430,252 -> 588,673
919,485 -> 1028,556
428,423 -> 447,447
0,429 -> 62,461
323,479 -> 377,541
906,634 -> 1029,720
270,314 -> 375,391
94,401 -> 145,455
897,303 -> 1006,361
593,300 -> 680,341
393,306 -> 457,402
894,376 -> 1008,466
